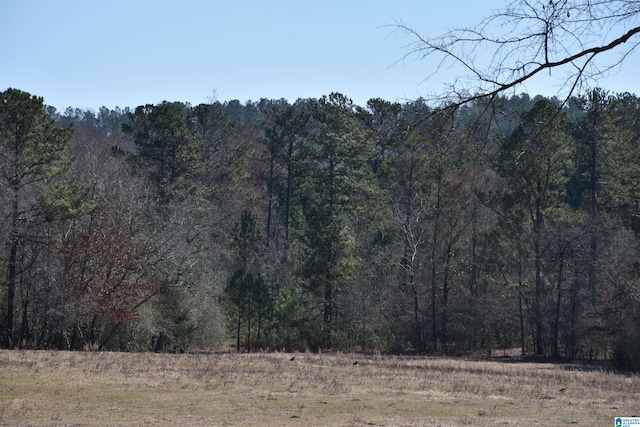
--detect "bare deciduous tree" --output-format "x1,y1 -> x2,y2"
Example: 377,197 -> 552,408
396,0 -> 640,105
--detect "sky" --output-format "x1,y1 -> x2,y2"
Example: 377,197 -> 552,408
1,0 -> 639,112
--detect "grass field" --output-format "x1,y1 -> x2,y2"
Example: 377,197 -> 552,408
1,349 -> 638,426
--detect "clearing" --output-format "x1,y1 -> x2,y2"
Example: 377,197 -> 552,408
1,350 -> 638,426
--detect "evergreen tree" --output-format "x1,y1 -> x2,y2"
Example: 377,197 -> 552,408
495,98 -> 574,356
225,210 -> 272,352
296,93 -> 377,348
0,88 -> 73,348
122,102 -> 203,203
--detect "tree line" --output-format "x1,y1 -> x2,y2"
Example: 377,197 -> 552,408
1,88 -> 639,370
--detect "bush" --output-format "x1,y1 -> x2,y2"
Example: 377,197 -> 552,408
613,308 -> 640,372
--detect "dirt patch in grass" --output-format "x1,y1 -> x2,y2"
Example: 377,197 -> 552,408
1,350 -> 638,426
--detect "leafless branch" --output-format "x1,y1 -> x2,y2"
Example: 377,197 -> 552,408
393,0 -> 640,108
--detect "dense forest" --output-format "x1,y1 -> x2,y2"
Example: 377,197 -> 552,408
1,87 -> 640,370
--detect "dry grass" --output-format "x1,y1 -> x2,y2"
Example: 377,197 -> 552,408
1,350 -> 638,426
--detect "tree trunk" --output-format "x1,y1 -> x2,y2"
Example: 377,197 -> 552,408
534,205 -> 544,356
284,139 -> 294,247
5,190 -> 20,349
441,247 -> 452,352
518,238 -> 525,356
247,294 -> 252,353
412,283 -> 420,348
266,156 -> 275,247
430,181 -> 442,352
569,278 -> 578,359
402,196 -> 422,349
236,311 -> 241,353
323,281 -> 333,348
5,239 -> 18,348
19,294 -> 29,348
99,322 -> 122,351
588,135 -> 598,361
552,245 -> 566,358
534,244 -> 543,356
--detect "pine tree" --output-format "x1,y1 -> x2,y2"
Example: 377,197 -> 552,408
0,89 -> 72,348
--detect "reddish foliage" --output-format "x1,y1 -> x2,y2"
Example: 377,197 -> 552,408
61,208 -> 158,323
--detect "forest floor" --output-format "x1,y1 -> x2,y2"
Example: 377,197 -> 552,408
0,349 -> 638,426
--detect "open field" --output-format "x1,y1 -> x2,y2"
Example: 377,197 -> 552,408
0,350 -> 638,426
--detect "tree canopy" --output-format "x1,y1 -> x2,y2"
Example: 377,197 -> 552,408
2,0 -> 640,370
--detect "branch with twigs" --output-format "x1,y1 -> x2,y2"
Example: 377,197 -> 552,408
392,0 -> 640,108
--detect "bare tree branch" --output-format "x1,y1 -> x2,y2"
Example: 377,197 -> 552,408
394,0 -> 640,107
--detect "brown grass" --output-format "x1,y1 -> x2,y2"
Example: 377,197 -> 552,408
1,349 -> 638,426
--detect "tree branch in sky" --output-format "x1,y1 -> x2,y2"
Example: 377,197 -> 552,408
395,0 -> 640,106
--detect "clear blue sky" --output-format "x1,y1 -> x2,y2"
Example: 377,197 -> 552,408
1,0 -> 638,111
